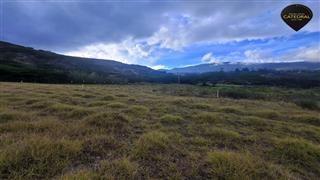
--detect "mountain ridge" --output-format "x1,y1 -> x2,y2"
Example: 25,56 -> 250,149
168,61 -> 320,74
0,41 -> 174,83
1,41 -> 319,88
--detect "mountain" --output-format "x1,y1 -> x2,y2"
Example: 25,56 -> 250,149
168,62 -> 320,74
1,41 -> 319,88
0,41 -> 174,83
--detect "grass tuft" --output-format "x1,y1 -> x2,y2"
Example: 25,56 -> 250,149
193,112 -> 222,123
191,103 -> 212,109
0,119 -> 65,134
290,114 -> 320,126
87,112 -> 130,134
219,106 -> 244,115
80,135 -> 119,162
0,111 -> 33,123
203,128 -> 241,148
294,99 -> 320,111
204,128 -> 240,139
99,158 -> 138,179
134,131 -> 171,159
108,102 -> 127,108
127,105 -> 149,117
0,136 -> 81,179
254,110 -> 280,120
60,170 -> 97,180
205,151 -> 284,179
160,114 -> 183,124
102,95 -> 116,101
271,138 -> 320,176
49,103 -> 92,118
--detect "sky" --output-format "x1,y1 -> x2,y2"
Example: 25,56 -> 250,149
1,0 -> 320,69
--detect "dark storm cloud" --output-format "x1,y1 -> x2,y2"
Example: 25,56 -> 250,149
2,1 -> 172,51
2,0 -> 319,52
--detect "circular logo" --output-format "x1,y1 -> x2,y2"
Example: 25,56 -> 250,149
281,4 -> 313,31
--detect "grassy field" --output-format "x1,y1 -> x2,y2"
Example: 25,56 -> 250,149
0,82 -> 319,179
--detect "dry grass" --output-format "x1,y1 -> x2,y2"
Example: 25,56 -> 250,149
160,114 -> 183,124
204,151 -> 287,179
0,82 -> 319,179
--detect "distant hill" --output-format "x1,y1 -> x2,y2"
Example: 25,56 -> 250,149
0,41 -> 174,83
168,62 -> 320,74
1,41 -> 319,88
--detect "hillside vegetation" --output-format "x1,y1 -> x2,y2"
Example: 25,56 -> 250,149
0,41 -> 174,84
0,82 -> 319,179
1,41 -> 320,88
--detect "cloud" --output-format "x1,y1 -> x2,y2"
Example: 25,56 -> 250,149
149,65 -> 168,70
243,49 -> 273,63
284,47 -> 320,62
4,1 -> 319,51
65,38 -> 156,65
3,1 -> 169,51
294,47 -> 320,62
147,26 -> 188,51
65,43 -> 129,63
2,1 -> 320,67
243,46 -> 320,63
201,52 -> 221,64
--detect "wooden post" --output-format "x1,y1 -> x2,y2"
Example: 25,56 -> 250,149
216,89 -> 219,98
